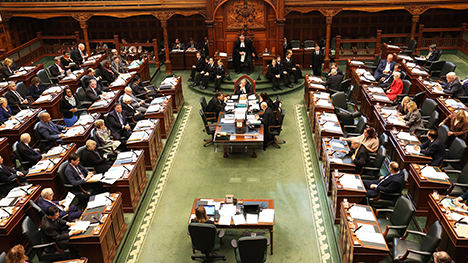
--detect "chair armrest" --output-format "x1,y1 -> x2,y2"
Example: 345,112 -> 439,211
32,242 -> 56,249
383,225 -> 407,237
80,101 -> 92,107
401,229 -> 426,240
362,167 -> 380,171
346,133 -> 361,137
375,208 -> 394,217
231,239 -> 237,248
444,159 -> 461,163
218,230 -> 225,239
399,249 -> 432,261
142,80 -> 150,86
135,93 -> 147,99
268,125 -> 281,132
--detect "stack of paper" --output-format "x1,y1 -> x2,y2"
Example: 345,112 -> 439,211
445,99 -> 466,109
102,166 -> 126,184
406,62 -> 416,68
233,214 -> 246,225
368,87 -> 385,94
161,77 -> 178,86
1,119 -> 20,130
316,99 -> 331,107
339,174 -> 361,189
380,107 -> 397,115
246,214 -> 258,224
134,119 -> 155,130
0,206 -> 14,219
310,83 -> 325,89
323,122 -> 342,133
355,69 -> 366,75
35,94 -> 52,103
64,126 -> 85,137
111,78 -> 126,86
87,192 -> 111,209
397,132 -> 418,142
350,61 -> 365,67
70,221 -> 91,231
128,131 -> 148,142
44,146 -> 65,157
91,100 -> 106,108
412,68 -> 429,75
421,167 -> 448,180
7,185 -> 33,198
349,206 -> 374,221
314,92 -> 329,99
147,104 -> 162,113
405,145 -> 420,155
76,114 -> 94,125
258,209 -> 274,223
62,192 -> 76,208
387,116 -> 406,126
398,54 -> 413,61
356,232 -> 386,244
151,97 -> 167,105
373,94 -> 391,102
320,113 -> 338,122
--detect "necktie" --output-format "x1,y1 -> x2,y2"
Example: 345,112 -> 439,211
118,112 -> 124,125
57,64 -> 63,71
1,164 -> 11,175
74,165 -> 85,180
92,88 -> 97,96
48,122 -> 60,133
13,90 -> 24,102
378,174 -> 392,186
426,52 -> 432,59
47,200 -> 64,211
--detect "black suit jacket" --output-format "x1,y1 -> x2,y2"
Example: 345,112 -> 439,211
442,78 -> 464,99
49,64 -> 63,77
326,68 -> 343,79
203,63 -> 216,77
85,86 -> 102,102
206,96 -> 225,115
419,138 -> 446,166
1,66 -> 14,80
215,65 -> 225,78
323,74 -> 343,91
17,142 -> 42,166
70,49 -> 85,65
351,145 -> 370,173
235,83 -> 253,95
283,42 -> 292,55
107,110 -> 129,133
260,107 -> 276,143
427,49 -> 440,61
0,164 -> 20,192
64,163 -> 88,189
59,95 -> 81,119
4,90 -> 28,114
81,149 -> 112,174
310,50 -> 324,67
194,58 -> 206,72
101,68 -> 116,83
283,58 -> 297,72
376,171 -> 404,193
41,215 -> 70,251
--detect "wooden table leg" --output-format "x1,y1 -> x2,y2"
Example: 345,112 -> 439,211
252,147 -> 257,158
270,228 -> 273,255
223,146 -> 228,158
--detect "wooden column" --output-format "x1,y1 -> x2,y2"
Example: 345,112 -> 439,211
113,35 -> 120,53
161,20 -> 172,74
410,15 -> 420,41
416,24 -> 424,55
405,6 -> 430,41
72,13 -> 93,55
152,38 -> 160,66
206,20 -> 215,58
375,29 -> 382,57
335,35 -> 341,60
318,8 -> 341,72
277,19 -> 286,56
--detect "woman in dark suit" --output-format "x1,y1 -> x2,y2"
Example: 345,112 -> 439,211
101,60 -> 117,84
214,59 -> 225,92
259,92 -> 274,110
0,97 -> 14,122
81,140 -> 113,174
403,101 -> 424,133
1,58 -> 16,81
29,77 -> 46,100
59,87 -> 79,127
190,206 -> 214,224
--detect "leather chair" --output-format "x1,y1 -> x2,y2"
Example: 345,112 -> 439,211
379,133 -> 388,148
234,75 -> 256,95
393,80 -> 412,105
188,223 -> 225,262
417,111 -> 439,143
37,69 -> 52,88
368,169 -> 409,208
419,98 -> 437,121
94,68 -> 109,87
412,91 -> 425,108
329,78 -> 350,94
290,40 -> 301,49
268,109 -> 286,148
403,39 -> 417,56
16,82 -> 33,102
231,236 -> 269,263
425,60 -> 445,75
304,40 -> 315,49
431,61 -> 456,82
343,115 -> 367,138
0,252 -> 5,263
22,216 -> 71,262
367,55 -> 381,74
12,141 -> 33,170
57,161 -> 90,196
75,146 -> 94,172
76,87 -> 93,109
331,91 -> 356,112
29,199 -> 46,221
442,137 -> 467,171
199,109 -> 216,147
437,124 -> 450,146
335,108 -> 360,128
46,66 -> 60,84
392,221 -> 442,263
445,161 -> 468,196
199,97 -> 217,122
360,152 -> 386,180
346,85 -> 354,101
376,196 -> 415,243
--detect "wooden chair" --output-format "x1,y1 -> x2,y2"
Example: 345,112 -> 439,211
233,75 -> 256,95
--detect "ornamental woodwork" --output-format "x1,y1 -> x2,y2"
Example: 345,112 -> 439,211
153,11 -> 175,21
71,13 -> 93,22
0,12 -> 13,22
405,6 -> 431,16
318,8 -> 342,23
226,0 -> 266,30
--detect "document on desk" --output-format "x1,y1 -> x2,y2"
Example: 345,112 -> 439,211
70,221 -> 90,231
35,94 -> 52,103
405,145 -> 420,155
316,99 -> 331,107
339,174 -> 361,189
349,206 -> 374,221
397,132 -> 419,142
87,192 -> 111,209
309,76 -> 324,83
7,185 -> 33,198
356,223 -> 378,233
61,192 -> 76,208
323,123 -> 342,133
233,214 -> 246,225
246,214 -> 258,224
314,92 -> 329,100
0,197 -> 18,207
387,116 -> 406,126
331,140 -> 348,151
63,126 -> 85,137
330,157 -> 343,164
146,104 -> 162,113
356,232 -> 386,244
128,131 -> 148,142
421,167 -> 448,180
218,215 -> 232,226
320,113 -> 338,122
373,94 -> 391,102
258,209 -> 274,223
0,206 -> 13,219
310,83 -> 325,89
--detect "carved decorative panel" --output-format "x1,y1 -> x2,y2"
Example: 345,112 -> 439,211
226,0 -> 266,30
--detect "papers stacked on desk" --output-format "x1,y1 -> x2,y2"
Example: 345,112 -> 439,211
330,140 -> 348,152
10,71 -> 27,78
7,185 -> 33,198
406,62 -> 416,69
35,94 -> 52,103
387,116 -> 406,126
134,119 -> 155,130
0,206 -> 14,219
70,221 -> 90,231
0,119 -> 20,130
360,72 -> 376,82
355,69 -> 367,75
316,99 -> 332,107
63,126 -> 85,137
87,192 -> 112,209
412,68 -> 429,76
309,83 -> 325,89
398,54 -> 413,61
339,174 -> 362,189
349,206 -> 374,221
76,114 -> 95,125
90,100 -> 107,108
101,166 -> 130,184
61,74 -> 77,81
356,231 -> 386,245
128,60 -> 142,69
368,86 -> 385,94
445,99 -> 466,109
0,82 -> 8,88
258,209 -> 274,223
146,104 -> 162,113
43,145 -> 66,157
246,115 -> 261,125
151,96 -> 167,105
82,59 -> 96,65
160,76 -> 178,89
405,145 -> 420,155
314,92 -> 329,100
320,112 -> 338,122
380,107 -> 397,116
111,78 -> 126,87
386,44 -> 400,49
372,94 -> 391,102
0,196 -> 18,207
29,158 -> 61,174
420,166 -> 448,180
323,122 -> 342,133
115,151 -> 139,164
350,60 -> 365,67
397,132 -> 419,142
128,131 -> 148,142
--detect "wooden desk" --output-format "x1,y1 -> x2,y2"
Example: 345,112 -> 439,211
314,112 -> 343,157
436,98 -> 467,125
157,76 -> 184,113
108,72 -> 136,91
9,64 -> 44,89
0,108 -> 41,153
32,89 -> 64,119
388,131 -> 432,171
62,113 -> 101,148
407,164 -> 451,216
304,75 -> 327,110
190,198 -> 275,254
291,48 -> 304,68
127,58 -> 150,82
345,59 -> 368,104
398,62 -> 430,96
339,203 -> 390,263
308,91 -> 334,129
104,151 -> 147,212
0,137 -> 12,167
185,51 -> 198,70
321,138 -> 356,194
373,106 -> 409,138
331,173 -> 366,224
349,67 -> 376,105
0,185 -> 41,253
54,258 -> 88,263
81,54 -> 108,69
415,78 -> 450,99
26,143 -> 76,198
214,53 -> 229,75
361,85 -> 392,125
59,69 -> 88,93
381,43 -> 401,58
262,52 -> 276,75
144,96 -> 174,139
88,91 -> 122,114
70,193 -> 126,263
170,51 -> 185,70
127,120 -> 163,170
303,48 -> 314,69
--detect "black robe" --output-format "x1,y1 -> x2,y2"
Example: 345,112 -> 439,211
232,38 -> 258,73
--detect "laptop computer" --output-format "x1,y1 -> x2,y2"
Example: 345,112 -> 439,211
203,205 -> 216,216
243,204 -> 260,214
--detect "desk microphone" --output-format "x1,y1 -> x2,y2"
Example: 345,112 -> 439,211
58,144 -> 69,152
18,187 -> 30,196
49,158 -> 57,165
130,149 -> 138,157
438,196 -> 448,204
348,204 -> 355,210
455,217 -> 464,226
338,173 -> 345,180
353,225 -> 363,233
0,207 -> 12,217
121,165 -> 131,173
105,195 -> 114,203
92,216 -> 103,224
142,130 -> 150,136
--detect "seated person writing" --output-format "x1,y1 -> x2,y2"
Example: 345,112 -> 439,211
439,110 -> 468,144
191,206 -> 214,224
374,54 -> 396,81
17,133 -> 42,168
436,72 -> 464,99
94,120 -> 123,153
37,188 -> 82,220
191,57 -> 216,90
29,77 -> 46,101
41,206 -> 83,257
172,38 -> 185,51
385,72 -> 403,101
416,44 -> 440,66
378,63 -> 402,90
60,51 -> 77,71
414,129 -> 446,166
206,92 -> 226,119
342,127 -> 379,153
5,82 -> 32,115
186,38 -> 199,51
85,79 -> 104,102
401,101 -> 423,133
348,140 -> 369,174
107,103 -> 132,140
0,97 -> 14,122
323,69 -> 343,93
65,153 -> 103,195
234,79 -> 254,95
37,112 -> 66,149
122,87 -> 148,113
0,155 -> 28,192
81,140 -> 113,174
131,75 -> 157,98
188,52 -> 206,82
362,161 -> 404,198
121,95 -> 145,122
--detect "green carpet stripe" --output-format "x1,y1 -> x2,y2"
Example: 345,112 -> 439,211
123,105 -> 193,263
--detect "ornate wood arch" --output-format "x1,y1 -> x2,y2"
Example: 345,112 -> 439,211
214,0 -> 277,19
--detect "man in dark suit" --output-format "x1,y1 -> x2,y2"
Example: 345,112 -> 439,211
17,133 -> 42,168
82,69 -> 109,91
37,188 -> 82,220
415,129 -> 446,166
111,56 -> 125,75
362,161 -> 404,198
416,44 -> 440,66
284,50 -> 303,84
49,57 -> 65,78
349,140 -> 370,174
258,102 -> 276,150
85,79 -> 103,102
233,35 -> 257,74
374,54 -> 396,80
5,82 -> 32,114
282,37 -> 292,57
131,75 -> 157,98
37,112 -> 66,149
309,46 -> 324,77
326,63 -> 343,80
65,153 -> 102,195
185,38 -> 199,51
107,103 -> 132,140
41,206 -> 83,255
206,92 -> 226,119
200,36 -> 209,58
275,55 -> 292,88
121,95 -> 145,122
440,72 -> 464,99
69,43 -> 87,66
378,63 -> 402,90
191,57 -> 216,90
172,38 -> 185,51
323,69 -> 343,93
0,155 -> 28,192
188,52 -> 206,82
234,79 -> 253,95
122,87 -> 148,113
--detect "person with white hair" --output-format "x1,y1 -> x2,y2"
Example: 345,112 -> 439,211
438,72 -> 464,98
386,71 -> 403,101
323,68 -> 343,92
121,95 -> 145,121
121,87 -> 148,113
17,133 -> 42,168
70,43 -> 87,65
37,188 -> 82,220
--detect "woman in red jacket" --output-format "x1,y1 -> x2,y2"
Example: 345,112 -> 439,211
386,71 -> 403,101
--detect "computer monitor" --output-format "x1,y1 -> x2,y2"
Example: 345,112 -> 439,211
203,205 -> 216,216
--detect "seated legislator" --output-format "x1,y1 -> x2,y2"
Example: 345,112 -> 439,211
284,50 -> 303,84
461,73 -> 468,89
397,96 -> 411,116
85,79 -> 103,102
386,71 -> 403,101
374,54 -> 396,81
41,206 -> 83,256
257,102 -> 275,150
49,56 -> 65,78
101,61 -> 117,84
5,82 -> 32,114
206,92 -> 226,119
323,69 -> 343,93
414,129 -> 446,166
59,87 -> 79,127
172,38 -> 185,51
416,44 -> 440,66
81,140 -> 113,174
82,68 -> 109,91
111,49 -> 128,66
17,133 -> 42,167
214,59 -> 225,92
111,56 -> 125,75
342,127 -> 379,153
186,38 -> 199,51
121,95 -> 145,122
0,97 -> 14,122
453,190 -> 468,211
0,155 -> 28,192
37,188 -> 82,220
234,79 -> 254,96
37,112 -> 66,148
437,72 -> 464,99
259,92 -> 274,110
122,87 -> 148,113
69,43 -> 87,66
94,120 -> 123,153
188,52 -> 206,82
348,140 -> 370,174
309,46 -> 324,77
6,244 -> 31,263
1,58 -> 16,81
378,63 -> 402,90
107,103 -> 132,140
274,55 -> 292,88
131,75 -> 157,98
60,51 -> 77,71
233,34 -> 257,74
191,206 -> 214,224
265,59 -> 284,92
362,161 -> 404,198
402,101 -> 424,133
65,153 -> 103,194
440,110 -> 468,142
191,57 -> 215,90
29,76 -> 46,100
326,63 -> 343,80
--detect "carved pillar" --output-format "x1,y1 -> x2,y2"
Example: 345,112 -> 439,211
153,12 -> 174,75
72,13 -> 93,55
114,35 -> 120,53
152,38 -> 160,66
0,13 -> 14,50
318,8 -> 341,72
375,29 -> 382,57
416,24 -> 424,55
206,20 -> 215,57
277,19 -> 286,56
405,6 -> 430,41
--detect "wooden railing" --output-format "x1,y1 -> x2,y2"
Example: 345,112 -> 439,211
0,33 -> 44,66
416,23 -> 468,55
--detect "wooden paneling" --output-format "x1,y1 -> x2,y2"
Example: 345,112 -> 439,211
284,11 -> 326,43
167,14 -> 207,45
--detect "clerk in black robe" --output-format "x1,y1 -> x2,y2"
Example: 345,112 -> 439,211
233,35 -> 258,74
257,102 -> 276,150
